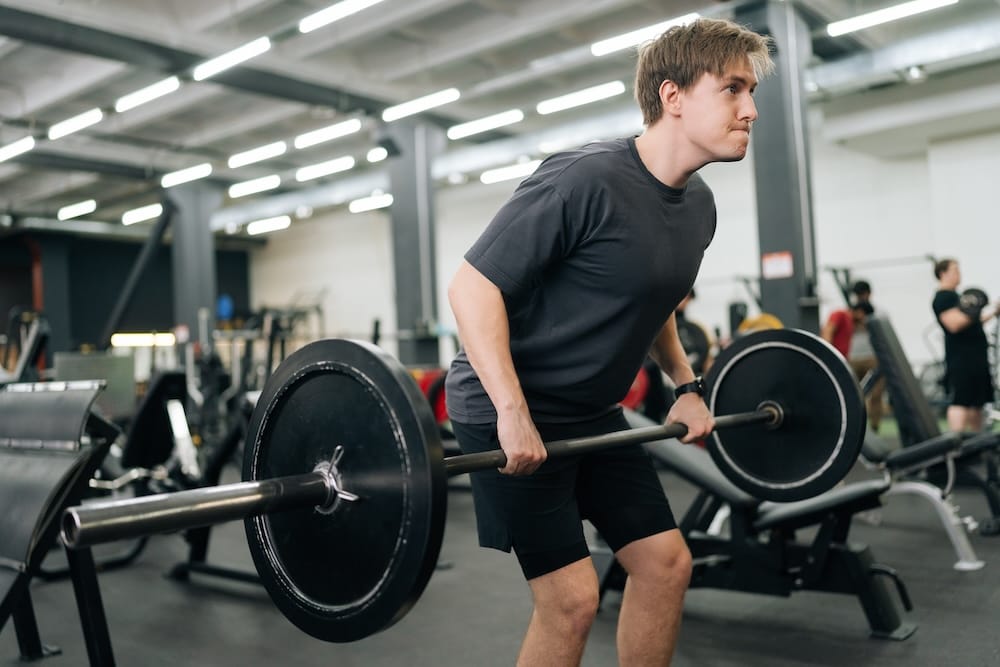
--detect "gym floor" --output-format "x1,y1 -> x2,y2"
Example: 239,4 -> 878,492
4,460 -> 1000,667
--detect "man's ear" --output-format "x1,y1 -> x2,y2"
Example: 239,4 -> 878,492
660,80 -> 682,117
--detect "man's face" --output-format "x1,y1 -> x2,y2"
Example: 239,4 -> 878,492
942,262 -> 961,288
678,59 -> 759,163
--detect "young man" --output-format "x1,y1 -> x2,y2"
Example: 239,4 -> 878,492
932,258 -> 998,432
820,301 -> 874,358
445,18 -> 774,666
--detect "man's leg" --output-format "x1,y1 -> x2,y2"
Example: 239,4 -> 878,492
519,557 -> 600,667
947,405 -> 968,432
613,530 -> 692,666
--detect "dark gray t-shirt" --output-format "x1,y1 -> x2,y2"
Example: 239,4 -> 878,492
445,137 -> 717,423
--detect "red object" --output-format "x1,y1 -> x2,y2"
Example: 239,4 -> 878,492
825,310 -> 854,357
409,367 -> 449,424
620,369 -> 650,410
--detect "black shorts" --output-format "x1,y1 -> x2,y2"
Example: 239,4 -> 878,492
946,362 -> 995,407
451,409 -> 677,580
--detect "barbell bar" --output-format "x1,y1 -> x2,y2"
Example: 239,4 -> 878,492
60,328 -> 865,644
63,407 -> 781,549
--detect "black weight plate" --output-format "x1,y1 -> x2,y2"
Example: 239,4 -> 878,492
703,329 -> 865,502
243,339 -> 447,643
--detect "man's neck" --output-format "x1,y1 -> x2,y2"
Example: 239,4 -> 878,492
634,123 -> 702,189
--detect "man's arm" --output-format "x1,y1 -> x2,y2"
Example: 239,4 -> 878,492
447,260 -> 546,475
820,314 -> 838,344
650,313 -> 714,443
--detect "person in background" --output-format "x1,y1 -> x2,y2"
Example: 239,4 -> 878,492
932,258 -> 999,432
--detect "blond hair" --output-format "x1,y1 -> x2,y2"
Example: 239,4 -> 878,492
634,18 -> 775,125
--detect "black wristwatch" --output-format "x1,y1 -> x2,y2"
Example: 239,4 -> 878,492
674,376 -> 705,400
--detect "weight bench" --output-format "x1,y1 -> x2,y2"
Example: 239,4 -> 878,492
0,381 -> 118,664
594,410 -> 916,640
867,316 -> 1000,535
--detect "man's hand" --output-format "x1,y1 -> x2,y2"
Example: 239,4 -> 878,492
495,410 -> 547,475
666,393 -> 714,444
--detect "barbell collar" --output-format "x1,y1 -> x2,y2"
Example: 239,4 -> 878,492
62,471 -> 330,549
442,408 -> 779,477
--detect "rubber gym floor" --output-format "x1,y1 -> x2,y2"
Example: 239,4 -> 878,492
4,446 -> 1000,666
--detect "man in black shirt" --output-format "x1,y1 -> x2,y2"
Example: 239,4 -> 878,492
446,18 -> 774,666
932,258 -> 998,432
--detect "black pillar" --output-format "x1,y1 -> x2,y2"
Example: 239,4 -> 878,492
382,121 -> 443,366
735,1 -> 820,332
37,237 -> 72,353
165,183 -> 221,348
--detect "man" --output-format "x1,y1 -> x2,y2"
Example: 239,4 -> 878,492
820,301 -> 874,359
445,18 -> 774,666
821,300 -> 883,431
932,258 -> 998,432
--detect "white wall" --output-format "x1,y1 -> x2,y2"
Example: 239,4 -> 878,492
249,122 -> 1000,370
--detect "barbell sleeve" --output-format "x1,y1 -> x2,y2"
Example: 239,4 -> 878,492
62,472 -> 329,549
443,407 -> 779,477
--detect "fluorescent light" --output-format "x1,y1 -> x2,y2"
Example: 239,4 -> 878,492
0,136 -> 36,163
247,215 -> 291,235
299,0 -> 386,34
192,37 -> 271,81
161,163 -> 213,188
382,88 -> 460,123
227,141 -> 287,169
349,192 -> 393,213
536,81 -> 626,115
48,108 -> 103,140
480,160 -> 542,185
591,13 -> 701,56
293,118 -> 363,150
367,146 -> 388,163
110,332 -> 176,347
295,156 -> 355,182
229,174 -> 281,198
827,0 -> 959,36
122,203 -> 164,226
447,109 -> 524,140
57,199 -> 97,221
115,77 -> 181,113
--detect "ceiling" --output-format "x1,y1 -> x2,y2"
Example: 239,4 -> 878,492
0,0 -> 998,237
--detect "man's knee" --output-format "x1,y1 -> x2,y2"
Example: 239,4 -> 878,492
530,565 -> 600,632
619,531 -> 693,590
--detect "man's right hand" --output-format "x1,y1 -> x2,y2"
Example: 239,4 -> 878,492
495,410 -> 547,475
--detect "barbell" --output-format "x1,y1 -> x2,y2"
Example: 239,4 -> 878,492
60,328 -> 865,644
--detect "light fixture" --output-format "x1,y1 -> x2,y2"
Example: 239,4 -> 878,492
293,118 -> 363,150
447,109 -> 525,141
161,163 -> 213,188
122,203 -> 164,225
57,199 -> 97,221
299,0 -> 386,34
0,136 -> 36,163
366,146 -> 388,163
905,65 -> 928,82
48,108 -> 104,140
536,81 -> 626,115
229,174 -> 282,198
590,13 -> 700,57
349,192 -> 393,213
192,37 -> 271,81
480,160 -> 542,185
115,77 -> 181,113
447,172 -> 468,185
382,88 -> 461,123
295,156 -> 356,182
247,215 -> 291,235
110,332 -> 177,347
227,141 -> 287,169
827,0 -> 959,37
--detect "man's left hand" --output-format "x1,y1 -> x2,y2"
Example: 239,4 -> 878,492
666,393 -> 714,444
